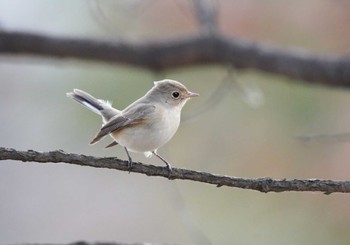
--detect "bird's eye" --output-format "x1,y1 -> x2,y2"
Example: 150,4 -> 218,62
171,91 -> 180,99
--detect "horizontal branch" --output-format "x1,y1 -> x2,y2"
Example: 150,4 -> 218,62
30,242 -> 158,245
27,241 -> 154,245
1,147 -> 349,194
1,31 -> 350,87
69,242 -> 156,245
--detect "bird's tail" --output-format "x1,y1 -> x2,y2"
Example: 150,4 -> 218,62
66,89 -> 120,123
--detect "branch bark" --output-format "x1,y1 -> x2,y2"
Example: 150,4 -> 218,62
24,243 -> 155,245
1,31 -> 350,88
1,147 -> 349,194
28,242 -> 160,245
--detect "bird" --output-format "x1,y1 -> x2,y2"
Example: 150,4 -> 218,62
67,79 -> 199,171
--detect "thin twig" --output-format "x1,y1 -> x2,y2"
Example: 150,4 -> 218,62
192,0 -> 218,34
0,147 -> 349,194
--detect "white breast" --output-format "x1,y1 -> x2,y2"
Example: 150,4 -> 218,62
111,104 -> 181,153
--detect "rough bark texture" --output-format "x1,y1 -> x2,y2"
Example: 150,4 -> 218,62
1,147 -> 349,194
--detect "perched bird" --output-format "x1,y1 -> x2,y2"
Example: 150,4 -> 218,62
67,79 -> 199,171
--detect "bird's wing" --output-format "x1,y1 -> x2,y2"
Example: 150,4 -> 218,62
105,141 -> 118,148
90,103 -> 156,144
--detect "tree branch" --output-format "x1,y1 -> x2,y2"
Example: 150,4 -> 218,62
1,31 -> 350,88
29,242 -> 161,245
1,147 -> 349,194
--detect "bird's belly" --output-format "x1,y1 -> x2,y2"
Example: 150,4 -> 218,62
111,114 -> 179,152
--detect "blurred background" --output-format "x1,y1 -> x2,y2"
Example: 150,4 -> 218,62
1,1 -> 350,244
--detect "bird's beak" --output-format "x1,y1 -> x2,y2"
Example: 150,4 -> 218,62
186,91 -> 200,98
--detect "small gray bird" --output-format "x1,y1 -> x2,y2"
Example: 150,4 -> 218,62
67,79 -> 199,171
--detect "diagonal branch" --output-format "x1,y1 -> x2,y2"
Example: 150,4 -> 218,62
1,31 -> 350,88
1,147 -> 349,194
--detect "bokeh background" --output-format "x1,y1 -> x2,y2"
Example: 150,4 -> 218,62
1,1 -> 350,244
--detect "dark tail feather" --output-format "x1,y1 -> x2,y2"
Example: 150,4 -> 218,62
66,89 -> 103,115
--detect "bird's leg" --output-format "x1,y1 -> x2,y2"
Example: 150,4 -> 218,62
152,151 -> 172,172
124,147 -> 133,169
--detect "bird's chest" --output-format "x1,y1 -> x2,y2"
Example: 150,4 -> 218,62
112,106 -> 181,152
154,107 -> 181,139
